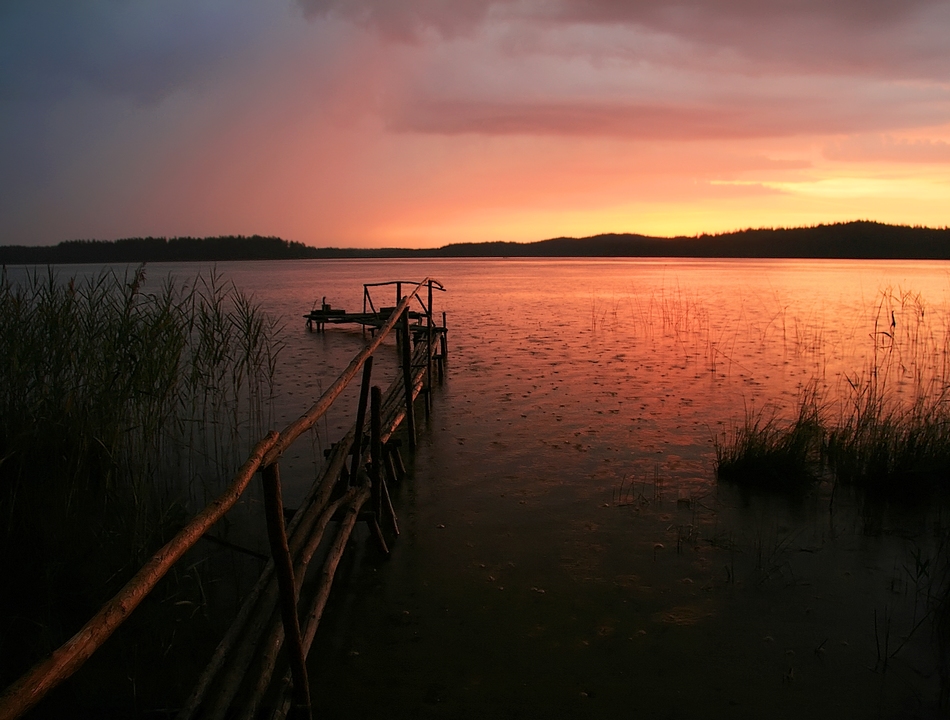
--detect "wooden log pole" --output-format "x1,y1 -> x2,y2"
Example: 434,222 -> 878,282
441,311 -> 448,357
381,475 -> 400,536
269,487 -> 371,720
369,385 -> 390,555
425,280 -> 434,416
188,427 -> 357,720
383,445 -> 399,487
0,432 -> 279,720
391,442 -> 407,480
348,356 -> 373,486
261,279 -> 429,468
232,489 -> 356,720
371,386 -> 382,523
400,307 -> 416,449
260,464 -> 312,720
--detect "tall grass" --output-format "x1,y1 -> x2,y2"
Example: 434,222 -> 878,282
716,288 -> 950,497
715,388 -> 825,490
0,266 -> 281,675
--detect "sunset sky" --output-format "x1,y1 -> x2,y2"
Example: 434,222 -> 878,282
2,0 -> 949,248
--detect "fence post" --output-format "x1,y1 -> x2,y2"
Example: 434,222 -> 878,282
260,463 -> 312,720
400,307 -> 416,449
425,281 -> 433,417
369,386 -> 389,555
349,357 -> 374,486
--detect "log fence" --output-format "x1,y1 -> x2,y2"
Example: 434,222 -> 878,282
0,278 -> 447,720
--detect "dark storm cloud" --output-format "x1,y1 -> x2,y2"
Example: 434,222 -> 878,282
0,0 -> 261,104
297,0 -> 513,41
0,0 -> 270,240
300,0 -> 950,80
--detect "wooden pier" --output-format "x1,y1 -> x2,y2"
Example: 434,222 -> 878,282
0,279 -> 447,720
305,280 -> 445,338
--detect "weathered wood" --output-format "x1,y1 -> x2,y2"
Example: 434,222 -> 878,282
0,432 -> 279,720
189,429 -> 350,720
349,357 -> 373,486
381,473 -> 400,536
184,349 -> 425,719
384,446 -> 399,486
233,489 -> 355,720
400,308 -> 416,450
269,486 -> 371,720
262,279 -> 429,468
426,281 -> 434,417
261,464 -> 312,720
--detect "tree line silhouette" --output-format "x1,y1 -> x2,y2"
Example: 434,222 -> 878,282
2,222 -> 949,264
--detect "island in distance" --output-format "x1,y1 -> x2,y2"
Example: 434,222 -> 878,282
2,221 -> 949,264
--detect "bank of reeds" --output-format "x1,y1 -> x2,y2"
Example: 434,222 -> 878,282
0,266 -> 281,684
716,288 -> 950,498
715,389 -> 825,490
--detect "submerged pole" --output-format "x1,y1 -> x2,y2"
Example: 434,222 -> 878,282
349,357 -> 374,486
400,307 -> 416,449
260,464 -> 312,720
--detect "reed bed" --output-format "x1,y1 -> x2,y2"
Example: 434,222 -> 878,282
0,266 -> 281,683
716,288 -> 950,497
715,389 -> 825,490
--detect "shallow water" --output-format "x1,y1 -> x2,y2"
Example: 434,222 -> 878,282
18,257 -> 950,716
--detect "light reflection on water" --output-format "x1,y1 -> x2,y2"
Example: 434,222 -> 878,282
22,258 -> 950,716
247,257 -> 949,719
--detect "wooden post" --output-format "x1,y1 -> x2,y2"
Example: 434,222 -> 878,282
400,307 -> 416,450
0,433 -> 278,720
349,357 -> 373,486
425,280 -> 433,417
260,463 -> 312,720
369,386 -> 389,555
441,311 -> 448,357
390,441 -> 406,480
383,445 -> 399,486
370,386 -> 382,524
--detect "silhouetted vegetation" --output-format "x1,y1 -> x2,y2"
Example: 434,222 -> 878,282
3,221 -> 950,263
716,289 -> 950,499
0,235 -> 316,264
0,267 -> 281,692
715,389 -> 825,491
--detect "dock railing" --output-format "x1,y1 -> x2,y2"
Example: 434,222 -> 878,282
0,278 -> 447,720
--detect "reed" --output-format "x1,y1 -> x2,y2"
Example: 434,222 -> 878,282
716,287 -> 950,497
714,388 -> 825,490
0,266 -> 281,682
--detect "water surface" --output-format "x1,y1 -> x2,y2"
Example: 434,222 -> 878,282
33,257 -> 950,717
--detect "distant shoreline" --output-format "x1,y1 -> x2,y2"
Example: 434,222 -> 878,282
2,221 -> 950,264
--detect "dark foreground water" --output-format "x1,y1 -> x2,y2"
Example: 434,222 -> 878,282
23,258 -> 950,718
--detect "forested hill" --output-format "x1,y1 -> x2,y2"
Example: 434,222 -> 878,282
3,222 -> 950,263
0,235 -> 313,264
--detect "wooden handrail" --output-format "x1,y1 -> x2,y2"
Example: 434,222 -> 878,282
0,275 -> 444,720
260,278 -> 430,467
0,432 -> 280,720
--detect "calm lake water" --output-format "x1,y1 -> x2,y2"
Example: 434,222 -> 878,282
22,258 -> 950,717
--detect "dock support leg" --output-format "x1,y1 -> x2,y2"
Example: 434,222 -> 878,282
400,308 -> 416,450
261,463 -> 312,720
348,357 -> 373,486
370,386 -> 389,556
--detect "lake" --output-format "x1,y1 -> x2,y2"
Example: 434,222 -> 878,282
20,257 -> 950,717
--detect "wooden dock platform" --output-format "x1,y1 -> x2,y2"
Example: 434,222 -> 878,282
305,280 -> 445,336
